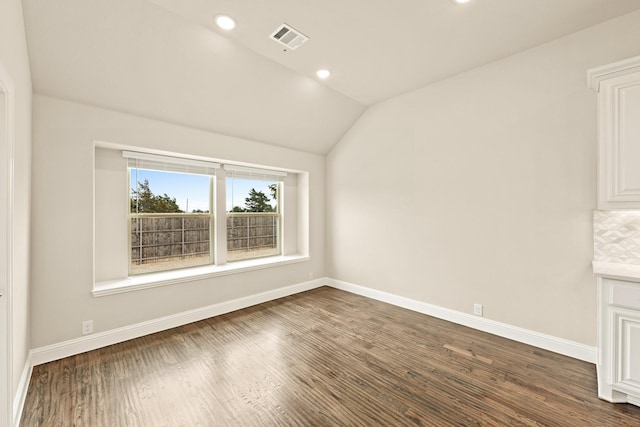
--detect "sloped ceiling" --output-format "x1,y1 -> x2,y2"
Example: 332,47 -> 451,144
21,0 -> 365,154
147,0 -> 640,106
22,0 -> 640,154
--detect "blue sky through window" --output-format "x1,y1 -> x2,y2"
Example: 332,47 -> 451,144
227,178 -> 278,212
130,169 -> 277,212
130,169 -> 210,212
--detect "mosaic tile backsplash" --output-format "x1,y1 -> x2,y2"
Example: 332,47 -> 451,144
594,210 -> 640,265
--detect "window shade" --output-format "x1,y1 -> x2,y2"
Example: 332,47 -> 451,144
123,151 -> 220,176
224,165 -> 287,182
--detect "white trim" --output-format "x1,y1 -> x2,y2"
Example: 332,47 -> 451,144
17,276 -> 599,418
588,55 -> 640,91
12,355 -> 31,427
93,255 -> 309,297
0,60 -> 15,427
326,278 -> 597,363
32,278 -> 326,366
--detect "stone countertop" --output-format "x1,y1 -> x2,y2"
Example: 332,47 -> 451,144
593,261 -> 640,282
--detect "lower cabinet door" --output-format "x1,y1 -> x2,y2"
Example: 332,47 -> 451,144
613,308 -> 640,395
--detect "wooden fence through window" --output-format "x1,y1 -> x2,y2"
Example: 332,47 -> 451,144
130,213 -> 279,267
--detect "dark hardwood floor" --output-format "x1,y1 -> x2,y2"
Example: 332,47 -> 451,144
21,287 -> 640,426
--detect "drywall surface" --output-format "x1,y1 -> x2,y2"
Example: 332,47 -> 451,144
327,10 -> 640,346
30,94 -> 324,347
22,0 -> 365,155
0,0 -> 32,406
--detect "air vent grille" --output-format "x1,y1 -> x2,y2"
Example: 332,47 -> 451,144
270,23 -> 308,50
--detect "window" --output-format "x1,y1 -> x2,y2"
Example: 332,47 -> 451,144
93,144 -> 308,294
225,165 -> 286,262
124,152 -> 289,275
125,151 -> 218,275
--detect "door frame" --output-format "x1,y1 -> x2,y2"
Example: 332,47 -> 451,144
0,60 -> 15,427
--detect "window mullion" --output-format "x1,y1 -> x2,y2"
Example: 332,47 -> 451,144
278,181 -> 283,256
214,168 -> 228,265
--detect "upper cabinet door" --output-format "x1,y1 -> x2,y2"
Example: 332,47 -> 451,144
589,56 -> 640,210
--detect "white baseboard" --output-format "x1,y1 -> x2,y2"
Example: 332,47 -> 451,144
18,276 -> 596,422
13,354 -> 32,427
30,278 -> 326,366
326,278 -> 597,364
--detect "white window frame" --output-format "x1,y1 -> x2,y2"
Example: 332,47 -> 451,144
225,164 -> 286,263
93,145 -> 309,297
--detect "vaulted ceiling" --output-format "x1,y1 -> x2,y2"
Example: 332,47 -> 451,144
22,0 -> 640,154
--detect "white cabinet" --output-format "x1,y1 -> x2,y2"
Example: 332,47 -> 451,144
597,277 -> 640,406
589,56 -> 640,209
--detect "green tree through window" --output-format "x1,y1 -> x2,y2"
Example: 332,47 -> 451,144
244,188 -> 275,212
131,179 -> 183,213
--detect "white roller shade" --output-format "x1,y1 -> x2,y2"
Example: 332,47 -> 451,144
123,151 -> 220,175
224,164 -> 287,182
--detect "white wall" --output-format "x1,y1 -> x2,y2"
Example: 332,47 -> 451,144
0,0 -> 32,413
31,94 -> 324,347
326,10 -> 640,347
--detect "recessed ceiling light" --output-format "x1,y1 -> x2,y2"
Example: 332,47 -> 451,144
214,15 -> 236,30
452,0 -> 471,4
316,69 -> 331,79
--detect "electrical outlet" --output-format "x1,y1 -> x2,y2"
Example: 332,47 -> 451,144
82,320 -> 93,335
473,304 -> 483,316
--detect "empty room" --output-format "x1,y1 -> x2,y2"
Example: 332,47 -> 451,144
3,0 -> 640,425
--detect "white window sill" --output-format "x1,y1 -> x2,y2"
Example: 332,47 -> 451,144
93,254 -> 310,297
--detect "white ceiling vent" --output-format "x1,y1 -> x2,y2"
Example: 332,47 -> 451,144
270,23 -> 308,50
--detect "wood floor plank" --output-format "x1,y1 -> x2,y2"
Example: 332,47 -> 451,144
20,287 -> 640,426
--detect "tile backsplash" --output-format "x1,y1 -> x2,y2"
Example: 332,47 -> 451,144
594,210 -> 640,265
